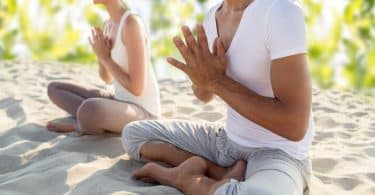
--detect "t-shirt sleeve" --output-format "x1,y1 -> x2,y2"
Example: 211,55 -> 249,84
265,0 -> 307,60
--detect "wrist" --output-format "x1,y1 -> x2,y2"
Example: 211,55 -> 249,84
209,75 -> 227,94
100,57 -> 112,66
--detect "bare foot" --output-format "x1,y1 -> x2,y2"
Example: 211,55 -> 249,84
222,160 -> 247,181
46,121 -> 76,132
134,156 -> 219,195
133,156 -> 207,187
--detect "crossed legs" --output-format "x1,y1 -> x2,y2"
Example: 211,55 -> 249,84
137,140 -> 246,181
47,81 -> 149,134
123,120 -> 307,195
133,156 -> 228,195
122,120 -> 246,185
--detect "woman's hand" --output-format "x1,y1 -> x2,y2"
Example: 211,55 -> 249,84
89,27 -> 112,64
167,24 -> 228,92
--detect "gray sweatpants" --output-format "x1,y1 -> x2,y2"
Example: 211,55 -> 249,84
122,119 -> 311,195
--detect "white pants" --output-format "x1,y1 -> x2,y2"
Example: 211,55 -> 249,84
122,119 -> 311,195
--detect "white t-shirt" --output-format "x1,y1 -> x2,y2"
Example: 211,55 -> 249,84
203,0 -> 314,160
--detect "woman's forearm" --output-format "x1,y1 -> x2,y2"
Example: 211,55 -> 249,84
99,63 -> 113,84
101,58 -> 142,95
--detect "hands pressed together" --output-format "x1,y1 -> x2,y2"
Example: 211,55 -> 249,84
89,27 -> 112,64
167,24 -> 228,93
88,24 -> 228,94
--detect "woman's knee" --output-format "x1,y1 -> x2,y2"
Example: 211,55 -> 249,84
47,81 -> 62,100
76,98 -> 104,132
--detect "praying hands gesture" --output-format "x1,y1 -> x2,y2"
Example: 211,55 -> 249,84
167,24 -> 228,93
89,27 -> 112,64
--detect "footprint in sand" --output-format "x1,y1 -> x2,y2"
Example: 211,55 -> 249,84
177,106 -> 196,115
315,117 -> 339,129
317,107 -> 336,113
312,158 -> 338,173
336,132 -> 351,139
343,123 -> 358,129
193,112 -> 224,122
365,131 -> 375,137
203,105 -> 214,111
161,99 -> 175,105
333,177 -> 361,191
162,111 -> 174,118
351,112 -> 368,117
364,147 -> 375,158
0,155 -> 22,175
365,173 -> 375,182
314,131 -> 334,141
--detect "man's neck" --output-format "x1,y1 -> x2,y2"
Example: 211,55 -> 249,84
222,0 -> 253,12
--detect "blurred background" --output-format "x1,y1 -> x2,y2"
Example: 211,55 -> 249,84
0,0 -> 374,94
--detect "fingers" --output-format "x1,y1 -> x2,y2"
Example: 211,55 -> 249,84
94,27 -> 103,38
196,24 -> 210,53
181,26 -> 198,53
173,36 -> 193,63
90,28 -> 95,41
106,37 -> 113,49
167,57 -> 187,73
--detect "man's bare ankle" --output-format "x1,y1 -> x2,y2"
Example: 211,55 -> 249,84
207,164 -> 228,180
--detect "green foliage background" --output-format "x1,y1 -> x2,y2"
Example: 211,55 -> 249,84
0,0 -> 374,91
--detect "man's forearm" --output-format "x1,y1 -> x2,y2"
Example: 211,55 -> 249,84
212,76 -> 308,141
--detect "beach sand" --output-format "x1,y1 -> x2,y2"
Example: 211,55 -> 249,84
0,61 -> 374,195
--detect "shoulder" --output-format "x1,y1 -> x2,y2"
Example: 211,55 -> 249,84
267,0 -> 304,20
125,14 -> 144,29
122,14 -> 146,39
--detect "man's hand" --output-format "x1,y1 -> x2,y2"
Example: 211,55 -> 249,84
89,27 -> 112,64
192,84 -> 214,103
167,24 -> 227,92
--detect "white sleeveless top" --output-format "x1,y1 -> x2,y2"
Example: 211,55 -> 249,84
203,0 -> 314,160
103,11 -> 161,116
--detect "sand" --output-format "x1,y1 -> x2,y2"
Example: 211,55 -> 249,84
0,61 -> 374,195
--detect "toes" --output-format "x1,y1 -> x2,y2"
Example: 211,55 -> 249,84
139,177 -> 160,184
46,123 -> 58,131
132,163 -> 158,180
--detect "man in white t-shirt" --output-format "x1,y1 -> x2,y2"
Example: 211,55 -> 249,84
122,0 -> 313,194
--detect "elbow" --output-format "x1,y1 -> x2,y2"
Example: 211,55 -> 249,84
199,96 -> 213,104
129,85 -> 144,96
131,89 -> 143,97
103,78 -> 112,84
285,119 -> 309,142
287,132 -> 305,142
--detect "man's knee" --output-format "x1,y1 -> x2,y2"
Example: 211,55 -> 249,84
215,180 -> 281,195
122,120 -> 152,160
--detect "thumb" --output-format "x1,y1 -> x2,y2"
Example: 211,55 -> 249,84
212,37 -> 218,55
216,38 -> 226,62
